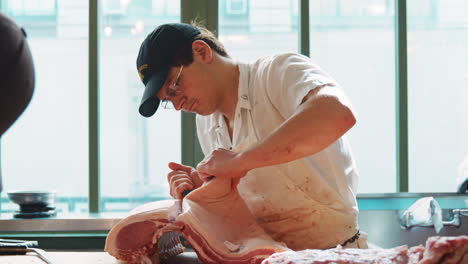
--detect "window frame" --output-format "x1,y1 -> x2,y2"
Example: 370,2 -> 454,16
1,0 -> 466,249
0,0 -> 420,235
0,0 -> 411,213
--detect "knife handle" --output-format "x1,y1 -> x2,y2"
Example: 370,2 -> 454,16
0,242 -> 28,255
0,242 -> 28,249
182,189 -> 192,197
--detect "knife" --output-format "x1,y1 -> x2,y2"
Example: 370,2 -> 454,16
0,238 -> 38,250
0,240 -> 53,264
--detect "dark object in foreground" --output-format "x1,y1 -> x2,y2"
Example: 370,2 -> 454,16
0,11 -> 35,136
0,11 -> 35,193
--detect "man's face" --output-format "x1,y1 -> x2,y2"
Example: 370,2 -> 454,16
157,62 -> 217,116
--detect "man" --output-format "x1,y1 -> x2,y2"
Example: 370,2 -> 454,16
136,23 -> 367,251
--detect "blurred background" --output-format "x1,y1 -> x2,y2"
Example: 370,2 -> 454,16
1,0 -> 467,214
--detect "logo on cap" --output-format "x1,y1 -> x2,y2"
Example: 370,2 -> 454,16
138,64 -> 148,82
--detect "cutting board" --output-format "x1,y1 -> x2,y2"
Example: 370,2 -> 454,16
0,252 -> 117,264
0,251 -> 201,263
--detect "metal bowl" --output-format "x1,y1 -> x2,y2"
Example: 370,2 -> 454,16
7,190 -> 57,206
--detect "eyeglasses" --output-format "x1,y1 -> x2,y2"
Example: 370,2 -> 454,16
161,66 -> 184,109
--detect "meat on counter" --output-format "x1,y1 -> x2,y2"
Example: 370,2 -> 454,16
105,176 -> 468,264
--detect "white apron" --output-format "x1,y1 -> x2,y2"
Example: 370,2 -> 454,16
217,105 -> 367,250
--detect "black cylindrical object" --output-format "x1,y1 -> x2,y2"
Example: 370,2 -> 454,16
0,12 -> 35,193
0,11 -> 35,136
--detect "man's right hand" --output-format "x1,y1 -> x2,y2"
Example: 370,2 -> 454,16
167,162 -> 203,199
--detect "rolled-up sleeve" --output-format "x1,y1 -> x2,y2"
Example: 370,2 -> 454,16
263,53 -> 337,119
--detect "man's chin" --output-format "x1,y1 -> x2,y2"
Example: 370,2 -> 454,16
181,110 -> 200,115
195,110 -> 212,116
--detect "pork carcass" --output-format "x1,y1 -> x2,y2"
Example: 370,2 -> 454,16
261,236 -> 468,264
105,176 -> 468,264
105,178 -> 289,264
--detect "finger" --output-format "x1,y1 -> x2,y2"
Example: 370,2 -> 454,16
175,182 -> 194,199
167,169 -> 192,184
170,176 -> 193,197
168,162 -> 193,173
169,173 -> 192,190
189,170 -> 203,187
174,181 -> 194,199
169,173 -> 189,197
167,170 -> 184,184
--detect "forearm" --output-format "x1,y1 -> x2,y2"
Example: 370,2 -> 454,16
238,91 -> 356,172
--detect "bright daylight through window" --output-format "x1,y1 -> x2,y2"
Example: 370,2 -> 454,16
1,0 -> 467,215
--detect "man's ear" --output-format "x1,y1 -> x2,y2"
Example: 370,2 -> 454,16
192,40 -> 213,64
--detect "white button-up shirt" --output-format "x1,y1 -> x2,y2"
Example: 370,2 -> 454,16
196,53 -> 360,250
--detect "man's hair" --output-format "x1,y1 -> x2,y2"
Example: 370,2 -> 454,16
171,21 -> 229,67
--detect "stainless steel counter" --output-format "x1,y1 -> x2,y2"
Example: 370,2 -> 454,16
0,213 -> 122,232
359,209 -> 468,248
358,193 -> 468,248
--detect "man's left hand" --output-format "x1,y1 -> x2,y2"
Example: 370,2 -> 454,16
196,148 -> 249,181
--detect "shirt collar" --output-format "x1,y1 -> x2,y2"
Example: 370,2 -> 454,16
237,63 -> 251,110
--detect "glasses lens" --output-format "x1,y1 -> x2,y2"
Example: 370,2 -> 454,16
162,99 -> 173,109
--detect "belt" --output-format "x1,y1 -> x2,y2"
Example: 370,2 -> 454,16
340,230 -> 360,247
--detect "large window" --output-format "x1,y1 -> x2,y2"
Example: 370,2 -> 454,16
1,0 -> 89,213
219,0 -> 298,61
309,0 -> 396,193
99,0 -> 181,212
407,0 -> 468,192
1,0 -> 464,216
3,0 -> 55,16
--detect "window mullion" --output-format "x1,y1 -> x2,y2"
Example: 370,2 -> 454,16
299,0 -> 310,56
89,0 -> 100,212
395,0 -> 409,192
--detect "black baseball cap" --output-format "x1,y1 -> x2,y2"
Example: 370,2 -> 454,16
136,23 -> 200,117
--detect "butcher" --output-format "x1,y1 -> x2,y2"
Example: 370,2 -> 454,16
136,22 -> 367,252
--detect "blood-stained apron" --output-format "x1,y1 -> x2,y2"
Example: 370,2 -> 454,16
226,105 -> 368,250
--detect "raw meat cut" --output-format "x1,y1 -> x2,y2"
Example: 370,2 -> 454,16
407,245 -> 425,264
418,236 -> 468,264
261,236 -> 468,264
105,178 -> 289,264
261,245 -> 410,264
